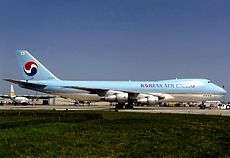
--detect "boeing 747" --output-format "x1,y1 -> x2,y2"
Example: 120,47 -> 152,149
4,50 -> 227,109
0,85 -> 54,105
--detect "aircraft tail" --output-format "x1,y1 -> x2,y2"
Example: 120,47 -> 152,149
10,85 -> 16,98
16,50 -> 59,81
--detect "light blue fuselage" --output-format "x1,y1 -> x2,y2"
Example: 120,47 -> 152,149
22,78 -> 226,102
29,79 -> 224,93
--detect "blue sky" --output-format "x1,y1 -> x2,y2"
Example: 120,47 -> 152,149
0,0 -> 230,99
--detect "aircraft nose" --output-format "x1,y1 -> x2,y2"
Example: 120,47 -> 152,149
217,86 -> 227,94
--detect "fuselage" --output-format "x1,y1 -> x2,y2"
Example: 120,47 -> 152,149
12,97 -> 30,104
21,79 -> 226,102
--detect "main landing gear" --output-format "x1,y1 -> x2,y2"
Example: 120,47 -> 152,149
115,102 -> 134,110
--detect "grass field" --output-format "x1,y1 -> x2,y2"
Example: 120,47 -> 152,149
0,110 -> 229,158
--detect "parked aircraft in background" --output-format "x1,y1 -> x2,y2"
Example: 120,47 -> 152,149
0,85 -> 54,105
4,50 -> 227,108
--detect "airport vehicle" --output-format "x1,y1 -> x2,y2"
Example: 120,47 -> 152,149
218,103 -> 230,110
0,85 -> 54,105
4,50 -> 227,108
198,101 -> 230,109
199,100 -> 222,109
0,99 -> 6,105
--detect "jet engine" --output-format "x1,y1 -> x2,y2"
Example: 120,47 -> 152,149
137,95 -> 159,105
104,91 -> 128,103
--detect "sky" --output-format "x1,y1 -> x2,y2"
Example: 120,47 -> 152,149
0,0 -> 230,99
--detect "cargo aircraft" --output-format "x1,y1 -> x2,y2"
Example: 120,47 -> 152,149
0,85 -> 54,105
4,50 -> 226,109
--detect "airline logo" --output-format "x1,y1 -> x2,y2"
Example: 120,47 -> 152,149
140,83 -> 195,89
24,61 -> 38,76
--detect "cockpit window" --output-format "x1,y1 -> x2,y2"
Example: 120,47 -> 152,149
208,81 -> 211,83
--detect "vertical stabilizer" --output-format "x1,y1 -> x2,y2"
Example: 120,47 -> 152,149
10,85 -> 16,98
16,50 -> 59,81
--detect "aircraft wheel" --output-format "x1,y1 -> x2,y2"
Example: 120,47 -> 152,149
115,103 -> 125,109
199,104 -> 205,109
74,100 -> 80,106
125,104 -> 133,109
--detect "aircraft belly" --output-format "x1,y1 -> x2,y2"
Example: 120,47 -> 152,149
54,93 -> 101,101
167,94 -> 223,102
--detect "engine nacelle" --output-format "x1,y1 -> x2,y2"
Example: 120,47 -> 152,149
104,93 -> 128,103
104,95 -> 116,102
137,96 -> 159,105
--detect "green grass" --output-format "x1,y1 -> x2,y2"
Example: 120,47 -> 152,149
0,110 -> 229,158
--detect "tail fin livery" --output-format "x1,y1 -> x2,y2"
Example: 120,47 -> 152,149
16,50 -> 59,81
10,85 -> 16,98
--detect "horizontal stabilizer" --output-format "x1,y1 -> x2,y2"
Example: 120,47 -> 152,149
20,95 -> 55,99
4,79 -> 47,89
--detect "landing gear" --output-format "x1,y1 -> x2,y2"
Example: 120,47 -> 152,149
199,102 -> 206,109
126,100 -> 134,109
115,103 -> 125,109
74,100 -> 80,106
115,102 -> 134,110
199,104 -> 206,109
125,104 -> 134,109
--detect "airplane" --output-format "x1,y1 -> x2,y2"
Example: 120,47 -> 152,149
0,85 -> 54,105
4,50 -> 227,109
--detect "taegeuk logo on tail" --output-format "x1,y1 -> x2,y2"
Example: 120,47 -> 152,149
24,61 -> 38,76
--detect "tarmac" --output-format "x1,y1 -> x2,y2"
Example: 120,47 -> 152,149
0,105 -> 230,116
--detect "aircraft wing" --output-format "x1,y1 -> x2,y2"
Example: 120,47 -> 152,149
64,86 -> 165,99
64,86 -> 108,96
